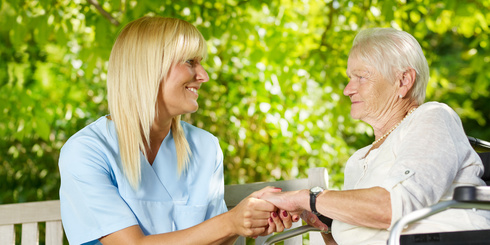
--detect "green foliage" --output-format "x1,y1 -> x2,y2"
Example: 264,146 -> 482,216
1,0 -> 489,204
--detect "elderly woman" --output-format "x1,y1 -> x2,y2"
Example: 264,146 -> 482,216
59,16 -> 292,245
261,28 -> 490,244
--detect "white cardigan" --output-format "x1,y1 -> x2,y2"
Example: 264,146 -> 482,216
332,102 -> 490,245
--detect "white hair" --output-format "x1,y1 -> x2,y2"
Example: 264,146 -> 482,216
350,28 -> 429,104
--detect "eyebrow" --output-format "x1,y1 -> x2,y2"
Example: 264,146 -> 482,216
347,69 -> 374,80
346,69 -> 364,75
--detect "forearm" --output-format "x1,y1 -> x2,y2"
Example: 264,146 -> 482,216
315,187 -> 392,229
101,212 -> 238,245
101,189 -> 281,245
148,212 -> 238,245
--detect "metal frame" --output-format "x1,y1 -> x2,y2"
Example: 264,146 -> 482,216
387,186 -> 490,245
263,225 -> 322,245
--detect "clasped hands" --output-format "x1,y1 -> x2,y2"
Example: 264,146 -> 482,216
228,186 -> 329,239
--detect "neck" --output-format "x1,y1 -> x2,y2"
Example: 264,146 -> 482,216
145,113 -> 172,163
372,103 -> 418,144
150,120 -> 171,143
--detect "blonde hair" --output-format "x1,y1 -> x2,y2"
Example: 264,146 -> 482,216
350,28 -> 429,104
107,16 -> 207,189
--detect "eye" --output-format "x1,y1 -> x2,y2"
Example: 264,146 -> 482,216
185,59 -> 195,66
358,74 -> 369,81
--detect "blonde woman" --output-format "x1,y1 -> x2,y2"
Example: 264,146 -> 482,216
59,16 -> 291,245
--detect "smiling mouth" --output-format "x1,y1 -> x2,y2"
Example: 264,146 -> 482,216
186,87 -> 198,95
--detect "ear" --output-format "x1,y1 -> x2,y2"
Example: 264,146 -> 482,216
398,68 -> 416,98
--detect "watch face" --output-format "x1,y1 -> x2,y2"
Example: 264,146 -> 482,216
311,186 -> 324,194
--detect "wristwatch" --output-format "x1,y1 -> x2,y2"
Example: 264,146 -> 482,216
309,186 -> 324,216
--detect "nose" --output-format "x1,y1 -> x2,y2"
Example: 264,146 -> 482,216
196,64 -> 209,83
343,79 -> 356,97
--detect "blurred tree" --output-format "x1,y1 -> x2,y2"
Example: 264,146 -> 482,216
0,0 -> 489,204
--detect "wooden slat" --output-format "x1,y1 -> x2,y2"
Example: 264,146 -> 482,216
46,221 -> 63,245
308,167 -> 329,189
21,222 -> 38,245
0,200 -> 60,225
307,167 -> 329,244
0,224 -> 15,245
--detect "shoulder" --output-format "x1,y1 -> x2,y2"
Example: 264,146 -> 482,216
180,121 -> 219,143
59,116 -> 116,173
417,102 -> 459,119
410,102 -> 462,126
180,121 -> 223,163
62,116 -> 113,152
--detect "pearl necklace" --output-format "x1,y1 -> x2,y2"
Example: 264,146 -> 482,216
372,107 -> 417,145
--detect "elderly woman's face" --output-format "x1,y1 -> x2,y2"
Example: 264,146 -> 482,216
344,56 -> 398,122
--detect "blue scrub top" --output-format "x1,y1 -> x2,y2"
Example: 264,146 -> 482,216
59,116 -> 227,245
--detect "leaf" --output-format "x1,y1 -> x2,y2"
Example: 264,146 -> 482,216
35,117 -> 51,141
33,15 -> 49,45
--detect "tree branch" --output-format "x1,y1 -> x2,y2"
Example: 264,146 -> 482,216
87,0 -> 120,26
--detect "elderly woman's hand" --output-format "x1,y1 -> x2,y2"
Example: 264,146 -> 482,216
259,189 -> 309,213
301,210 -> 330,232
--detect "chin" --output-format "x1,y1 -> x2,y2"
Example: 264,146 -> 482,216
185,105 -> 199,114
350,111 -> 360,119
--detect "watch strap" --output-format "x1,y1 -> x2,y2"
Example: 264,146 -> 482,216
310,191 -> 320,216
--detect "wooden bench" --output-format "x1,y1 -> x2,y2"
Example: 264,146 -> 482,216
0,200 -> 63,245
0,167 -> 328,245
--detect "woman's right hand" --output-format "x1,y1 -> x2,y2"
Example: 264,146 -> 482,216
265,208 -> 298,234
227,186 -> 287,237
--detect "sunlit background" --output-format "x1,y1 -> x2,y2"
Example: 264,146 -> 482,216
1,0 -> 489,204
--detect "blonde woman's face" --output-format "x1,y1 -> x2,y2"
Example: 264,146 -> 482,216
158,58 -> 209,118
